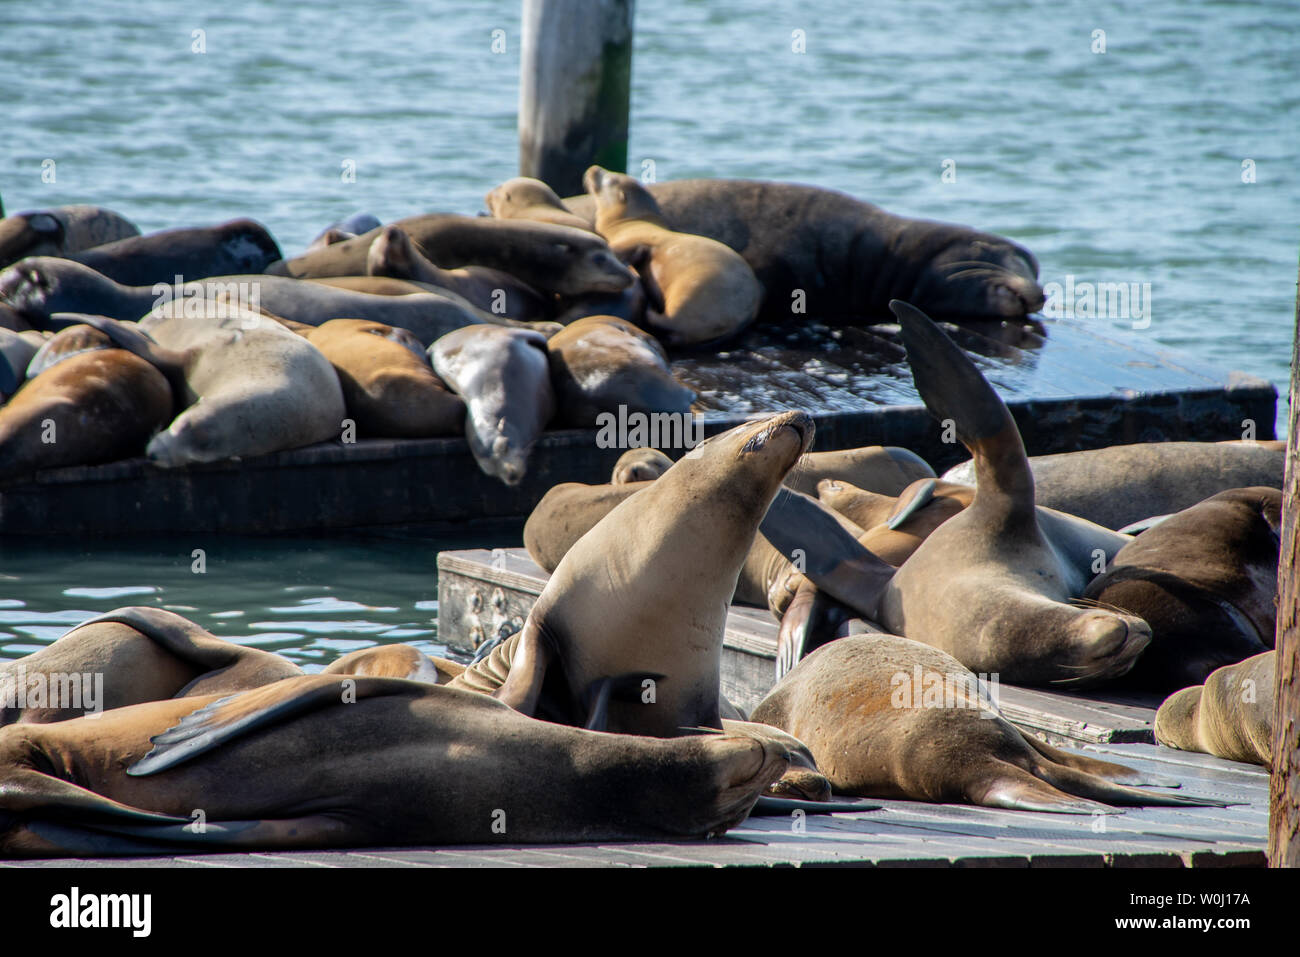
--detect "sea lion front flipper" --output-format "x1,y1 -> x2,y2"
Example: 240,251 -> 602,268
127,675 -> 420,777
886,478 -> 937,530
491,617 -> 552,717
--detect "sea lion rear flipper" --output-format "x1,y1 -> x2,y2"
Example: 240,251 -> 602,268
886,478 -> 938,530
1020,731 -> 1180,788
127,674 -> 420,777
1028,761 -> 1231,809
491,617 -> 552,717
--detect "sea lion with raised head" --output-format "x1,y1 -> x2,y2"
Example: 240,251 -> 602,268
431,324 -> 555,485
0,205 -> 139,269
751,635 -> 1220,812
1154,651 -> 1275,767
0,674 -> 791,856
564,179 -> 1045,323
584,166 -> 763,345
66,219 -> 282,286
546,315 -> 695,427
1083,487 -> 1281,693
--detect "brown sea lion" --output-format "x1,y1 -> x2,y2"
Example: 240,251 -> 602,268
0,607 -> 302,725
494,411 -> 814,737
1083,487 -> 1281,693
611,447 -> 673,484
321,644 -> 464,684
0,674 -> 791,856
545,315 -> 695,427
563,179 -> 1045,323
288,318 -> 464,438
367,224 -> 551,322
431,324 -> 555,485
265,214 -> 635,298
1154,651 -> 1275,766
943,441 -> 1286,530
584,166 -> 763,345
23,322 -> 110,378
0,205 -> 139,269
486,177 -> 597,232
751,635 -> 1220,812
785,445 -> 935,497
306,213 -> 382,250
66,219 -> 282,286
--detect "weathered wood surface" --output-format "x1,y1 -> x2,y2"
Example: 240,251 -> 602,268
4,743 -> 1264,868
0,318 -> 1276,535
438,547 -> 1164,743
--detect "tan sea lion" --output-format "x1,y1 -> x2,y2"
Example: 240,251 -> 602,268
785,445 -> 935,497
0,607 -> 302,725
611,447 -> 673,484
431,324 -> 555,485
563,179 -> 1045,323
545,315 -> 695,427
266,214 -> 635,298
584,166 -> 763,345
0,205 -> 139,269
367,224 -> 551,322
287,318 -> 464,438
751,635 -> 1219,812
486,177 -> 597,232
321,644 -> 464,684
493,410 -> 813,737
943,440 -> 1287,530
523,481 -> 647,571
1083,487 -> 1281,693
67,219 -> 281,286
1154,651 -> 1275,766
0,674 -> 791,856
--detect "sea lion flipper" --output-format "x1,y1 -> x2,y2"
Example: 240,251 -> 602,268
1020,731 -> 1181,788
128,675 -> 418,777
775,579 -> 848,680
491,617 -> 552,717
47,312 -> 188,393
886,478 -> 938,530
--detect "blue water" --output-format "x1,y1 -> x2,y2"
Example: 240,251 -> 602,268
1,0 -> 1296,660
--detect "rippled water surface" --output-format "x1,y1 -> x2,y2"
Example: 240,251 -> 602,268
1,0 -> 1296,661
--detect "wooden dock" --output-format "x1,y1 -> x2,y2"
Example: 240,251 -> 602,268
0,318 -> 1275,536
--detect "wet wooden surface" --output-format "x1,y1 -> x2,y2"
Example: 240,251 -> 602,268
0,318 -> 1277,535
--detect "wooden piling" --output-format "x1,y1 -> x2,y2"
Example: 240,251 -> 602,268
518,0 -> 634,197
1269,260 -> 1300,867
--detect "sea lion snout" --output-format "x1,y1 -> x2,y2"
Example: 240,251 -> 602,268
1069,610 -> 1151,678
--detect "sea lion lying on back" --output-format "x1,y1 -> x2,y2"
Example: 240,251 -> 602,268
564,179 -> 1045,323
1154,651 -> 1276,766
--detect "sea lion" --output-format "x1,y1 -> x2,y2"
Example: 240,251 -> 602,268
0,674 -> 791,856
127,306 -> 347,466
523,481 -> 647,571
1083,487 -> 1281,693
493,410 -> 814,737
367,224 -> 551,322
564,179 -> 1045,323
0,607 -> 302,726
584,166 -> 763,345
266,214 -> 635,298
545,315 -> 695,427
0,205 -> 139,269
320,644 -> 463,684
0,257 -> 531,347
0,328 -> 45,400
751,635 -> 1219,812
611,447 -> 673,484
0,326 -> 173,482
785,446 -> 935,497
307,212 -> 382,250
431,324 -> 555,485
288,318 -> 464,438
486,177 -> 597,232
943,441 -> 1287,530
23,322 -> 110,378
66,219 -> 282,287
1154,651 -> 1275,766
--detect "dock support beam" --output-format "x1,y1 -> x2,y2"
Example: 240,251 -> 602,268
1270,260 -> 1300,867
518,0 -> 634,198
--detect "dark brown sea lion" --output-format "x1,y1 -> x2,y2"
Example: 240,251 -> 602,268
1083,487 -> 1281,693
943,441 -> 1287,531
266,214 -> 635,298
66,219 -> 282,286
584,166 -> 763,345
751,635 -> 1220,812
0,205 -> 139,269
1154,651 -> 1275,766
564,179 -> 1045,323
0,675 -> 791,856
545,315 -> 695,427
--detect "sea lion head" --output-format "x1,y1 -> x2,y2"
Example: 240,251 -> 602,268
485,177 -> 566,218
0,212 -> 64,268
583,166 -> 664,226
0,257 -> 120,322
921,237 -> 1046,319
676,411 -> 815,520
1037,601 -> 1153,687
612,447 -> 674,485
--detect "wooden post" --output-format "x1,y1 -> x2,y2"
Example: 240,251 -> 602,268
518,0 -> 634,198
1269,260 -> 1300,867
